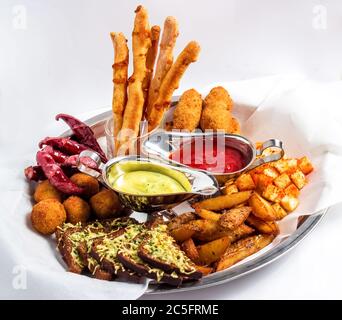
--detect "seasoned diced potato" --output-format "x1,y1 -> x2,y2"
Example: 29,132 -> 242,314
280,194 -> 299,212
222,184 -> 239,195
272,203 -> 288,220
273,158 -> 298,174
298,156 -> 314,175
273,173 -> 291,189
285,183 -> 300,198
235,173 -> 256,191
256,174 -> 274,192
263,167 -> 279,179
262,184 -> 283,202
290,170 -> 307,189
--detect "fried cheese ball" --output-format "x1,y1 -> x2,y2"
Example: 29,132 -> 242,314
63,196 -> 91,224
90,189 -> 122,219
31,199 -> 66,235
200,86 -> 236,133
34,180 -> 63,203
70,173 -> 99,198
173,89 -> 202,131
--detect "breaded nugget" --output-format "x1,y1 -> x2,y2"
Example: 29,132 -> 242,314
34,180 -> 63,203
231,117 -> 241,134
31,199 -> 66,235
173,89 -> 202,131
90,189 -> 122,219
70,173 -> 99,198
63,196 -> 91,224
200,86 -> 238,133
203,86 -> 233,111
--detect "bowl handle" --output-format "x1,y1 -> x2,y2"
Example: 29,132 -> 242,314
247,139 -> 284,171
77,150 -> 105,182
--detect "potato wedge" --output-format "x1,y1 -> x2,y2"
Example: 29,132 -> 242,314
181,238 -> 199,262
216,234 -> 274,271
189,219 -> 220,241
219,206 -> 252,230
197,236 -> 231,265
222,184 -> 239,195
195,209 -> 221,222
246,214 -> 279,235
249,192 -> 277,221
170,224 -> 198,242
194,265 -> 213,276
168,212 -> 197,231
193,191 -> 253,211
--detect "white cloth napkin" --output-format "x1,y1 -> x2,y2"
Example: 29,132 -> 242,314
1,75 -> 342,299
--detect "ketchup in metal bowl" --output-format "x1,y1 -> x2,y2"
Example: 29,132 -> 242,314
170,137 -> 247,174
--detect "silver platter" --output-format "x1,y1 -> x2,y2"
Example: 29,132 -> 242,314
65,109 -> 326,295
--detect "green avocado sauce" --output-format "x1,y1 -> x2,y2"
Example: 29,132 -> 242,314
106,161 -> 191,195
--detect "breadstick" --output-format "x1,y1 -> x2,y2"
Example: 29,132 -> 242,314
142,25 -> 160,111
119,5 -> 151,148
147,41 -> 201,131
146,17 -> 179,118
110,32 -> 129,140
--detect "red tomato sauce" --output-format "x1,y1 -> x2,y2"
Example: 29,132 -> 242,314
170,138 -> 246,173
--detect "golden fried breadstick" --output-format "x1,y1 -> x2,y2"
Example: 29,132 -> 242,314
146,17 -> 179,118
147,41 -> 201,131
119,6 -> 151,148
173,89 -> 202,131
110,32 -> 129,140
142,25 -> 160,111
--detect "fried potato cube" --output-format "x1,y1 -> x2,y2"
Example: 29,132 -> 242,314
235,173 -> 256,191
290,170 -> 307,189
197,236 -> 231,265
272,203 -> 288,220
298,156 -> 314,175
222,184 -> 239,195
280,194 -> 299,212
273,158 -> 298,174
285,183 -> 300,198
273,173 -> 291,189
246,214 -> 279,235
256,174 -> 274,192
262,184 -> 283,202
216,234 -> 274,271
262,167 -> 279,179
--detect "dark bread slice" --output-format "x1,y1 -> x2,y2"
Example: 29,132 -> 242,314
138,232 -> 202,280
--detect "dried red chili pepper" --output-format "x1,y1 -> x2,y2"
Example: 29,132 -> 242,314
39,137 -> 88,155
55,113 -> 107,162
24,166 -> 46,182
36,151 -> 83,194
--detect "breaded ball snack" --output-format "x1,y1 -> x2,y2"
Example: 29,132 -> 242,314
70,173 -> 99,198
173,89 -> 202,131
231,117 -> 241,134
34,180 -> 63,203
63,196 -> 91,224
200,86 -> 237,133
90,189 -> 122,219
31,199 -> 66,235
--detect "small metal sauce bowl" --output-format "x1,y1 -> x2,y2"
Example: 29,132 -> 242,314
77,152 -> 219,212
142,131 -> 284,184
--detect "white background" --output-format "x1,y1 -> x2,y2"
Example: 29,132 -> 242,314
1,0 -> 342,299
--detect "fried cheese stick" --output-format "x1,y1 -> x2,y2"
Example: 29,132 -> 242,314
119,5 -> 151,149
110,32 -> 129,141
142,25 -> 160,111
146,17 -> 179,118
147,41 -> 201,131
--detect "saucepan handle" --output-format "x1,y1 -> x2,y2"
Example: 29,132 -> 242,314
247,139 -> 284,171
77,150 -> 105,182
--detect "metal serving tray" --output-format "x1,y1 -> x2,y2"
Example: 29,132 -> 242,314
64,109 -> 326,295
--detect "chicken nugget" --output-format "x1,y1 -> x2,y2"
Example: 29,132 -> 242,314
204,86 -> 233,111
31,199 -> 66,235
231,117 -> 241,134
34,180 -> 63,203
90,189 -> 122,219
70,173 -> 99,198
173,89 -> 202,131
200,101 -> 233,133
63,196 -> 91,224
